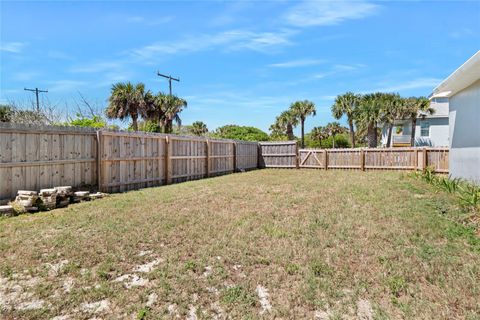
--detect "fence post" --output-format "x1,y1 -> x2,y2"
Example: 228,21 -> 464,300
295,141 -> 299,169
232,142 -> 237,172
360,148 -> 365,171
96,130 -> 103,192
414,148 -> 419,171
257,143 -> 262,169
324,150 -> 328,170
165,136 -> 172,184
205,139 -> 210,177
423,147 -> 428,171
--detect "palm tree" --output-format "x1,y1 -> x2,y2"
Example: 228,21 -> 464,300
356,93 -> 383,148
325,122 -> 347,148
145,92 -> 166,132
106,82 -> 149,131
163,94 -> 187,133
190,121 -> 208,136
146,93 -> 187,133
331,92 -> 361,148
404,97 -> 434,146
310,126 -> 328,147
290,100 -> 316,148
379,93 -> 403,147
270,110 -> 299,140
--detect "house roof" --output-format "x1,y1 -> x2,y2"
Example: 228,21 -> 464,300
431,50 -> 480,98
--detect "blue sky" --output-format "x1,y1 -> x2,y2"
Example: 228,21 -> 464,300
1,1 -> 479,134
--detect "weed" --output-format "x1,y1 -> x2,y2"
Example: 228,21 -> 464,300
310,260 -> 333,278
221,285 -> 256,307
458,184 -> 480,208
386,275 -> 407,297
285,263 -> 300,275
184,260 -> 198,273
137,308 -> 148,320
439,176 -> 461,193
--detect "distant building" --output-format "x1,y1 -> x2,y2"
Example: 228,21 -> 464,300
380,97 -> 449,147
431,50 -> 480,183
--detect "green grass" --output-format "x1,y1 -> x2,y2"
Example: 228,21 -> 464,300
0,169 -> 479,319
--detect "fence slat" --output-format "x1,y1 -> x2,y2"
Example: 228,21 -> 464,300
295,147 -> 448,173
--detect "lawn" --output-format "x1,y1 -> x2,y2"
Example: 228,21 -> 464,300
1,170 -> 479,319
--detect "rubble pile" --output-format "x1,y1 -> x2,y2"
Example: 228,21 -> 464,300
39,188 -> 57,210
55,186 -> 73,208
15,190 -> 39,212
5,187 -> 108,217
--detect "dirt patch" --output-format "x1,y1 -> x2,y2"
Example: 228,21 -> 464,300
133,258 -> 162,273
256,285 -> 272,314
357,299 -> 373,320
80,299 -> 110,314
113,274 -> 149,288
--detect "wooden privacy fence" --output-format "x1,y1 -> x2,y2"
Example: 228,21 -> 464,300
258,141 -> 298,168
0,123 -> 449,201
98,131 -> 257,193
298,147 -> 449,172
0,124 -> 258,200
0,124 -> 98,201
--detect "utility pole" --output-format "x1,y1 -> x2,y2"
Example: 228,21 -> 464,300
157,71 -> 179,96
24,87 -> 48,112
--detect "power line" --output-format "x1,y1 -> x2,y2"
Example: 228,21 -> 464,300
24,87 -> 48,112
157,71 -> 180,96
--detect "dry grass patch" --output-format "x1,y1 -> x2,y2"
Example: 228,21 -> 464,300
0,169 -> 479,319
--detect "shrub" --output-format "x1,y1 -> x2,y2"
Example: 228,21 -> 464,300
212,125 -> 270,141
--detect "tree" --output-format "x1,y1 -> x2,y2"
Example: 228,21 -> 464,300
162,94 -> 188,133
106,82 -> 149,131
290,100 -> 316,148
379,93 -> 403,147
331,92 -> 361,148
67,114 -> 106,128
310,126 -> 328,146
270,110 -> 299,140
325,122 -> 347,148
213,125 -> 269,141
190,121 -> 208,136
404,97 -> 434,146
0,104 -> 14,122
356,93 -> 383,148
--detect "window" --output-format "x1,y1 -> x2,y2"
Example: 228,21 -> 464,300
431,97 -> 448,103
420,121 -> 430,137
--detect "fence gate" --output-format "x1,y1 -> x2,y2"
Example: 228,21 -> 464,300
258,141 -> 298,168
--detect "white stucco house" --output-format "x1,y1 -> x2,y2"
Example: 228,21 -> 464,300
380,98 -> 449,147
431,50 -> 480,183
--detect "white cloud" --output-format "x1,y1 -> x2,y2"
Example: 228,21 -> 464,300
268,59 -> 325,68
374,77 -> 442,93
124,15 -> 173,26
448,28 -> 474,39
69,61 -> 125,73
12,71 -> 41,82
130,29 -> 294,59
47,51 -> 74,60
47,80 -> 88,92
285,0 -> 379,27
312,63 -> 365,79
0,42 -> 27,53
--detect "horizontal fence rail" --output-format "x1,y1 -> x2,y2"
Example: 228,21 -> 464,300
0,123 -> 449,202
298,147 -> 449,172
259,141 -> 298,168
0,124 -> 259,201
0,124 -> 97,201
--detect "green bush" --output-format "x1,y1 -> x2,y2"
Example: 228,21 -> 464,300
212,125 -> 270,141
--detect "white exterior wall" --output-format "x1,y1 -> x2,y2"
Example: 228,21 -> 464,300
380,117 -> 449,147
415,117 -> 449,147
449,79 -> 480,183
